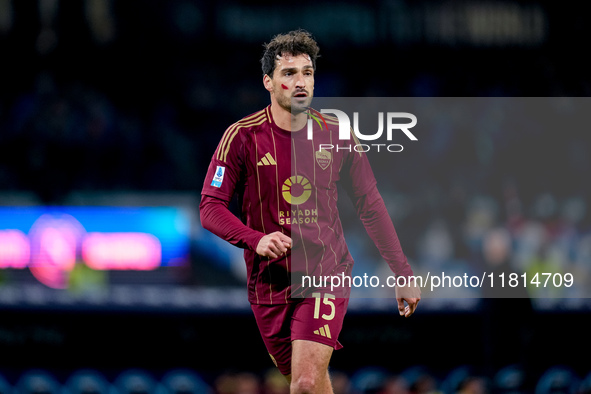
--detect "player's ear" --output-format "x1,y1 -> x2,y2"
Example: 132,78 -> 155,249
263,74 -> 273,92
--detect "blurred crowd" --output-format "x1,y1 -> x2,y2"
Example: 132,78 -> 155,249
1,364 -> 590,394
0,1 -> 589,393
1,1 -> 590,299
209,365 -> 591,394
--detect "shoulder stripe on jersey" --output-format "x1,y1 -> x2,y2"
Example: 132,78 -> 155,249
220,116 -> 267,162
322,114 -> 339,123
216,110 -> 267,161
217,110 -> 266,161
319,114 -> 363,156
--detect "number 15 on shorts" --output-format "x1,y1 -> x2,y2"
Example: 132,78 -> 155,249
312,292 -> 335,320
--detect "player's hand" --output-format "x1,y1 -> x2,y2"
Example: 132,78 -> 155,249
256,231 -> 292,259
395,278 -> 421,318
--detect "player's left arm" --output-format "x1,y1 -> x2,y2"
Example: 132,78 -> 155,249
351,186 -> 421,317
342,151 -> 420,316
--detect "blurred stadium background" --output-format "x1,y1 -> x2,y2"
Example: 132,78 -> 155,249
0,0 -> 590,393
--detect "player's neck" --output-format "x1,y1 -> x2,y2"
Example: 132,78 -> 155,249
270,101 -> 307,132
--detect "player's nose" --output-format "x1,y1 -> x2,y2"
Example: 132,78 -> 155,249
295,73 -> 306,88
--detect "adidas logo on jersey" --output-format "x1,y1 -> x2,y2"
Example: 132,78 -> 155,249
257,152 -> 277,166
313,324 -> 332,339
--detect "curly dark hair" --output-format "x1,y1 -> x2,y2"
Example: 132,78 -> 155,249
261,29 -> 320,78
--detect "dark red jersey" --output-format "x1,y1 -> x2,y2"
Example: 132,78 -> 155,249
201,105 -> 413,304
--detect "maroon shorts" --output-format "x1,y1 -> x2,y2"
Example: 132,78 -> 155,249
251,294 -> 349,375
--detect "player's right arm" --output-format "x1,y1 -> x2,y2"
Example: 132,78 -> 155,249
200,196 -> 291,258
199,124 -> 291,258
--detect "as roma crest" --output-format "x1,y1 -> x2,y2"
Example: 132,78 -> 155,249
315,149 -> 332,170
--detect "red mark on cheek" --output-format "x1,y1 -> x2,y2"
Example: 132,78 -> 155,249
281,84 -> 288,90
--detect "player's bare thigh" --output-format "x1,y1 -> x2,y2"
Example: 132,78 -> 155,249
290,339 -> 333,394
